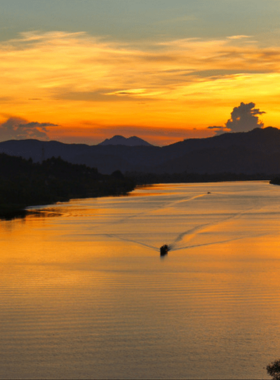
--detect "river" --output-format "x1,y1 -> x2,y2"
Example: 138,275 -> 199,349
1,181 -> 280,379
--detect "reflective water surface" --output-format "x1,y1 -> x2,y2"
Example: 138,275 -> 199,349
1,181 -> 280,379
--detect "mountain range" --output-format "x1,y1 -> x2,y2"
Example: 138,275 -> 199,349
1,127 -> 280,175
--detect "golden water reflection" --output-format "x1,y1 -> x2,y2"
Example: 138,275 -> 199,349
1,182 -> 280,379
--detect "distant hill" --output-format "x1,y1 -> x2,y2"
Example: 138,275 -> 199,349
1,127 -> 280,176
99,135 -> 153,147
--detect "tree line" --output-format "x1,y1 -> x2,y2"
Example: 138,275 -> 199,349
0,154 -> 135,219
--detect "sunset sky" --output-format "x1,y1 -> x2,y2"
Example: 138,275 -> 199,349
1,0 -> 280,145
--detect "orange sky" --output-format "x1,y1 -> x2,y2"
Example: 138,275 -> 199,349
1,1 -> 280,145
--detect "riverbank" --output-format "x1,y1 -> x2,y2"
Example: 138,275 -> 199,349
0,204 -> 29,220
1,152 -> 277,221
270,177 -> 280,185
0,154 -> 135,220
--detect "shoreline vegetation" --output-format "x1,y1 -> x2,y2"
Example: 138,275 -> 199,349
1,152 -> 279,220
270,177 -> 280,186
0,154 -> 135,220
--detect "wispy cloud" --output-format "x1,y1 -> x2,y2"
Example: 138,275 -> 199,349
2,31 -> 280,100
0,31 -> 280,143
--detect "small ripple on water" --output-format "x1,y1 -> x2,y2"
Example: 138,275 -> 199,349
2,182 -> 280,378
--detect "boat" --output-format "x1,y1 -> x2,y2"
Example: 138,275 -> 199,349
160,244 -> 169,256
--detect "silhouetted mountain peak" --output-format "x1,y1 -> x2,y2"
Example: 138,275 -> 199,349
99,135 -> 153,147
1,127 -> 280,175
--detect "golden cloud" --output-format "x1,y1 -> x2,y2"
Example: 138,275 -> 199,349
0,31 -> 280,143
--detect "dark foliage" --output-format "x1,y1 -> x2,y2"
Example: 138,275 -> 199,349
267,359 -> 280,380
0,154 -> 135,218
270,177 -> 280,185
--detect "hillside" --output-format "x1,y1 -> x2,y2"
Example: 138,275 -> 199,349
1,127 -> 280,176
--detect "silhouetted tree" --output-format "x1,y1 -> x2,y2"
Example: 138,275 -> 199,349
111,170 -> 124,179
267,359 -> 280,380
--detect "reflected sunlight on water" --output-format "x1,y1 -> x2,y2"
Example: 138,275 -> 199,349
1,182 -> 280,379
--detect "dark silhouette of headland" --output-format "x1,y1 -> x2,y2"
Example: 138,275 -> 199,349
0,154 -> 135,219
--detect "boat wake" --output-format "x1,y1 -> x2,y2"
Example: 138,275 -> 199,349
104,234 -> 158,251
168,207 -> 259,252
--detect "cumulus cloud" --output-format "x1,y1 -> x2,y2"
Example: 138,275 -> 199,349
226,102 -> 265,132
208,102 -> 265,135
0,117 -> 58,141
